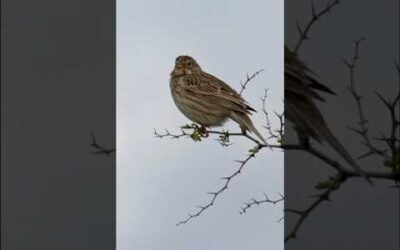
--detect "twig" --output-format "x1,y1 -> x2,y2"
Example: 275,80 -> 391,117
239,69 -> 265,95
343,39 -> 390,161
176,145 -> 263,226
261,89 -> 284,143
155,125 -> 267,147
89,132 -> 115,156
240,193 -> 284,214
285,181 -> 339,242
154,128 -> 190,139
294,0 -> 341,53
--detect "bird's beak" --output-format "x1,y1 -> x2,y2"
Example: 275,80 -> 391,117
171,63 -> 184,76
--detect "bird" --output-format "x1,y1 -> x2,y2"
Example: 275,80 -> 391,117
170,55 -> 267,145
285,46 -> 372,185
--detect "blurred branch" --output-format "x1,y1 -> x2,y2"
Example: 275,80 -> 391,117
375,91 -> 400,159
284,39 -> 400,243
285,177 -> 339,242
89,132 -> 115,156
344,39 -> 398,170
302,145 -> 399,180
294,0 -> 341,53
284,164 -> 399,243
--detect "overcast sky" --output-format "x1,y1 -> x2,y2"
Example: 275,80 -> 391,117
117,1 -> 283,249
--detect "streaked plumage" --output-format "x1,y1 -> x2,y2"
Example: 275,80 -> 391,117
285,46 -> 372,184
170,55 -> 267,144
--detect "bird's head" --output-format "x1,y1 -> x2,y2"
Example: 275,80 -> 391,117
171,55 -> 202,77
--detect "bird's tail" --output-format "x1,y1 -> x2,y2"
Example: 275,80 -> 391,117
317,123 -> 373,185
230,112 -> 267,145
287,93 -> 373,185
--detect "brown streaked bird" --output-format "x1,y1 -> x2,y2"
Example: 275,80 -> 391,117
285,46 -> 372,185
170,55 -> 267,145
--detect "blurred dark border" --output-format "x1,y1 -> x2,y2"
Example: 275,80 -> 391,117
1,0 -> 116,249
285,1 -> 399,249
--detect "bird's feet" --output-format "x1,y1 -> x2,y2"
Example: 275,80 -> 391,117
198,125 -> 209,138
184,124 -> 209,141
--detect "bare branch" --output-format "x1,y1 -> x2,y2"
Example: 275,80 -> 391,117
155,124 -> 268,147
240,193 -> 284,214
293,0 -> 341,53
285,181 -> 339,242
261,89 -> 285,143
154,128 -> 190,140
375,91 -> 400,164
288,144 -> 399,181
239,69 -> 265,95
176,145 -> 263,226
344,38 -> 390,161
89,132 -> 115,156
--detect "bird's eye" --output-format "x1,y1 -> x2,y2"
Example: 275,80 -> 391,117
187,61 -> 191,66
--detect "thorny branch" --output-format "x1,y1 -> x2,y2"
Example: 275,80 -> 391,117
175,144 -> 264,226
239,69 -> 265,95
261,89 -> 284,143
239,193 -> 284,215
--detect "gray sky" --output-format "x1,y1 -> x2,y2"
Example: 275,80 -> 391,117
117,1 -> 283,249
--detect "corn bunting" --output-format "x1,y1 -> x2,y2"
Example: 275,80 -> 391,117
285,46 -> 372,184
170,55 -> 267,144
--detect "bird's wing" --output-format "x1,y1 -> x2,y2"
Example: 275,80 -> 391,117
285,46 -> 336,101
182,72 -> 256,113
285,72 -> 327,101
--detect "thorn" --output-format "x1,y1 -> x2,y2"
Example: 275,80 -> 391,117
375,91 -> 392,109
311,0 -> 317,18
341,58 -> 352,68
296,20 -> 303,37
